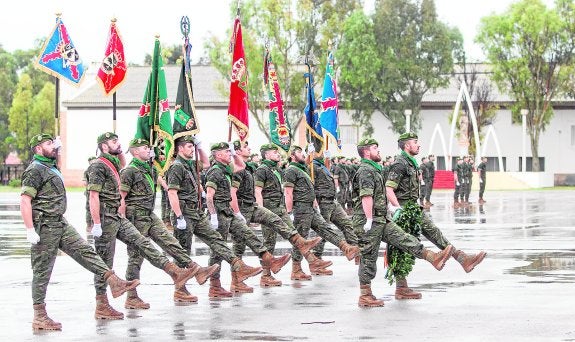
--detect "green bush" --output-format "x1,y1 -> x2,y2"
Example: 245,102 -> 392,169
8,179 -> 21,187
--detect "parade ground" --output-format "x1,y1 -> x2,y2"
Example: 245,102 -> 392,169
1,189 -> 574,341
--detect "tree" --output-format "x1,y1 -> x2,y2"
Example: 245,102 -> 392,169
0,47 -> 19,163
144,44 -> 184,65
338,0 -> 462,135
476,0 -> 575,171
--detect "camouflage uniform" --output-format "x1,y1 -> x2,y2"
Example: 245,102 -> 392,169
311,159 -> 358,258
205,160 -> 267,277
453,161 -> 464,202
232,161 -> 297,256
120,157 -> 193,280
166,156 -> 236,270
332,161 -> 349,209
86,153 -> 171,295
23,156 -> 110,304
386,152 -> 451,250
464,160 -> 473,202
283,162 -> 343,262
419,162 -> 428,205
425,159 -> 435,203
352,156 -> 425,285
478,160 -> 487,200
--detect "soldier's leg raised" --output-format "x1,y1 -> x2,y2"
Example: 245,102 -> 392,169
312,212 -> 359,262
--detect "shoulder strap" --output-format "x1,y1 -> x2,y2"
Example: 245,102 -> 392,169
98,157 -> 120,187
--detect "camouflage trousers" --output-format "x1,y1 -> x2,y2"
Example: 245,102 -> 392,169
479,178 -> 486,199
419,184 -> 427,203
31,215 -> 109,304
126,210 -> 192,281
84,191 -> 92,228
209,206 -> 267,279
353,216 -> 425,285
94,212 -> 169,295
397,200 -> 452,250
336,188 -> 348,209
425,179 -> 434,202
454,181 -> 461,200
292,202 -> 343,262
161,188 -> 171,223
233,204 -> 297,256
312,200 -> 358,258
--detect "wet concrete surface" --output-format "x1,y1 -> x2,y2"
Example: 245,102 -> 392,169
0,190 -> 574,341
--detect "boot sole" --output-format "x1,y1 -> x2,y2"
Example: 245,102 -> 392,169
111,279 -> 140,299
32,324 -> 62,331
196,265 -> 221,285
298,238 -> 322,256
124,303 -> 150,309
260,282 -> 282,287
464,252 -> 487,273
310,270 -> 333,276
270,255 -> 292,274
291,275 -> 312,281
174,298 -> 198,303
358,302 -> 385,307
94,314 -> 124,320
230,287 -> 254,293
236,267 -> 263,283
434,245 -> 454,271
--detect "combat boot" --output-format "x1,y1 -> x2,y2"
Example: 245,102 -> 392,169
104,270 -> 140,298
289,234 -> 322,256
453,249 -> 487,273
95,294 -> 124,320
394,277 -> 422,300
291,261 -> 312,281
209,277 -> 233,299
187,261 -> 220,285
453,200 -> 460,209
478,198 -> 486,204
260,268 -> 282,287
338,241 -> 360,261
422,245 -> 454,271
32,303 -> 62,331
261,251 -> 291,274
230,272 -> 254,293
305,253 -> 333,269
124,289 -> 150,309
358,284 -> 384,307
163,262 -> 197,289
230,257 -> 263,283
174,285 -> 198,303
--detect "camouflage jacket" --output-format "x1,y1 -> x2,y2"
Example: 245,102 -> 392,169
233,161 -> 257,207
386,152 -> 420,203
283,162 -> 315,204
478,161 -> 487,180
85,154 -> 122,210
426,161 -> 435,180
312,159 -> 336,201
351,158 -> 387,219
205,160 -> 233,212
21,158 -> 66,218
253,160 -> 284,208
120,158 -> 157,212
332,163 -> 349,185
166,155 -> 201,206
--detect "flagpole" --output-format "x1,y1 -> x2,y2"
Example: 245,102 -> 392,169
112,92 -> 117,132
54,77 -> 59,136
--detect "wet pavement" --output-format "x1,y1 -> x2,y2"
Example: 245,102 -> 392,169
1,189 -> 574,341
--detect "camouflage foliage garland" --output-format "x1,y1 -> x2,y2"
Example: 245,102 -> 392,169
384,200 -> 423,285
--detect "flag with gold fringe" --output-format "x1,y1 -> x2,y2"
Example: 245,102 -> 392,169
228,16 -> 249,142
97,19 -> 127,96
264,48 -> 291,152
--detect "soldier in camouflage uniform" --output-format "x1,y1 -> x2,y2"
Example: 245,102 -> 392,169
83,156 -> 97,233
310,152 -> 359,270
205,141 -> 291,297
333,156 -> 350,212
86,132 -> 200,319
382,156 -> 393,182
120,138 -> 219,307
385,132 -> 487,300
453,157 -> 464,208
283,145 -> 360,275
425,154 -> 436,206
352,137 -> 456,307
166,135 -> 263,300
21,133 -> 138,330
478,156 -> 487,204
229,141 -> 321,290
460,155 -> 472,205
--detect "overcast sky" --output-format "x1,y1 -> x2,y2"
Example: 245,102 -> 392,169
0,0 -> 555,66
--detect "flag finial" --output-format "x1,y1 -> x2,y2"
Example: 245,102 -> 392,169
111,17 -> 117,23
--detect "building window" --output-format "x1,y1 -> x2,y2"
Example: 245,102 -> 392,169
339,125 -> 358,145
571,125 -> 575,146
519,157 -> 545,172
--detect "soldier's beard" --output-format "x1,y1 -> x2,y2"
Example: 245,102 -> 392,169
39,147 -> 57,160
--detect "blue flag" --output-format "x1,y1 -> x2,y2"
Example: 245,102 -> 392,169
304,62 -> 324,153
319,51 -> 341,149
36,17 -> 85,86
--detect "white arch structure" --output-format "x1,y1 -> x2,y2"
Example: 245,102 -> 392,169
448,80 -> 481,170
482,124 -> 505,171
428,123 -> 448,161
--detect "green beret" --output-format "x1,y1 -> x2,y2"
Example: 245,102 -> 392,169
233,140 -> 246,150
357,138 -> 378,147
457,157 -> 463,161
289,145 -> 303,154
29,133 -> 53,148
398,132 -> 418,142
97,132 -> 118,144
428,154 -> 435,158
88,156 -> 97,162
175,135 -> 195,144
129,138 -> 149,148
210,141 -> 229,152
260,143 -> 278,154
386,156 -> 393,160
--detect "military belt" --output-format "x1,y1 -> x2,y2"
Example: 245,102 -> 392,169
33,212 -> 63,222
239,199 -> 255,207
126,208 -> 152,216
374,208 -> 387,217
318,196 -> 335,203
101,206 -> 119,214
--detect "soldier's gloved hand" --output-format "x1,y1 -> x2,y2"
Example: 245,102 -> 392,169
336,186 -> 340,193
323,150 -> 331,159
479,179 -> 483,183
176,215 -> 187,230
201,191 -> 206,198
363,218 -> 373,232
210,213 -> 219,229
288,212 -> 295,222
234,212 -> 246,223
456,181 -> 460,187
149,149 -> 156,159
229,144 -> 236,156
26,227 -> 40,244
192,135 -> 202,149
306,143 -> 315,155
92,223 -> 103,237
421,180 -> 425,185
388,204 -> 402,221
392,208 -> 403,221
53,136 -> 62,150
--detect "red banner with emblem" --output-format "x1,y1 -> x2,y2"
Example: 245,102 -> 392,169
97,20 -> 127,96
228,17 -> 249,142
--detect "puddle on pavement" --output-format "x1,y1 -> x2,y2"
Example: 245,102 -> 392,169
506,252 -> 575,282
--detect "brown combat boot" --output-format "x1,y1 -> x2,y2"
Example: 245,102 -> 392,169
289,234 -> 322,257
209,277 -> 233,299
188,262 -> 220,285
478,198 -> 486,204
305,252 -> 333,269
260,268 -> 282,287
104,270 -> 140,298
291,261 -> 312,281
358,284 -> 384,307
422,245 -> 455,271
453,200 -> 460,209
174,285 -> 198,303
395,278 -> 422,300
261,252 -> 291,274
230,257 -> 263,283
95,294 -> 124,320
453,249 -> 487,273
230,272 -> 254,293
338,241 -> 360,261
309,255 -> 334,275
32,303 -> 62,331
124,289 -> 150,309
163,262 -> 198,289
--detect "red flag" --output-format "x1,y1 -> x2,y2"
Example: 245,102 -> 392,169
97,20 -> 127,96
228,17 -> 249,141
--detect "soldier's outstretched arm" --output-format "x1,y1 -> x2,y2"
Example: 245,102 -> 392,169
20,194 -> 34,230
255,186 -> 264,207
385,186 -> 400,207
284,186 -> 294,213
89,190 -> 102,224
361,195 -> 374,219
168,189 -> 183,217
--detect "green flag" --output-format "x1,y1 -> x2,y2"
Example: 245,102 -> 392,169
173,37 -> 199,140
263,48 -> 291,152
135,38 -> 174,175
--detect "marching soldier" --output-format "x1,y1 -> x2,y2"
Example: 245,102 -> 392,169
120,138 -> 219,306
333,156 -> 350,212
86,132 -> 200,319
453,157 -> 463,208
460,155 -> 471,205
385,132 -> 487,300
425,154 -> 436,206
478,156 -> 487,204
21,133 -> 138,330
419,157 -> 428,208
